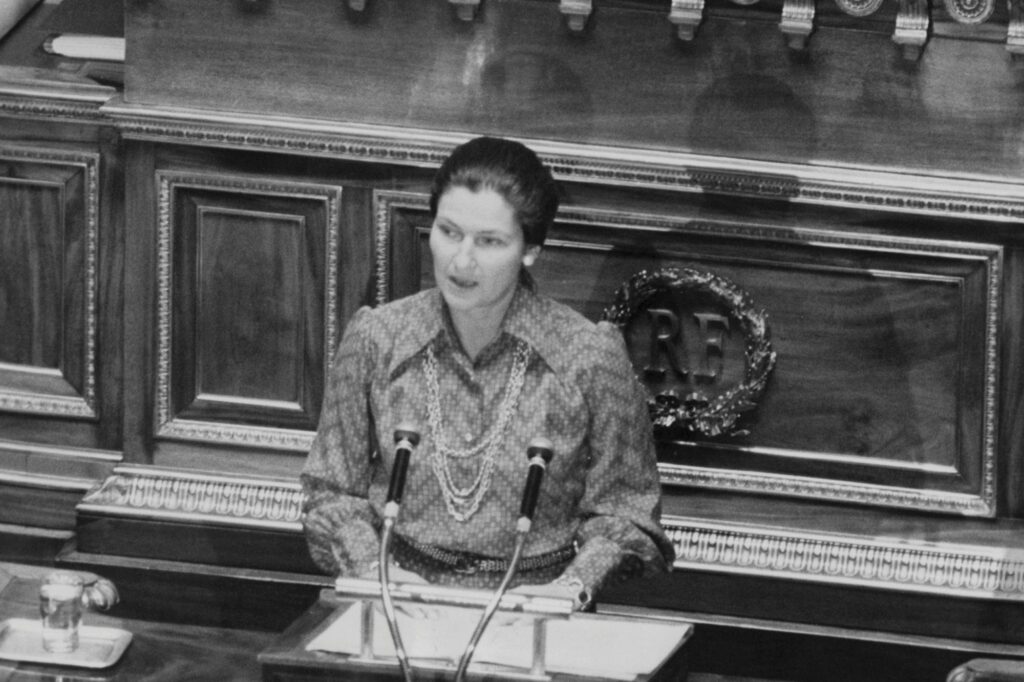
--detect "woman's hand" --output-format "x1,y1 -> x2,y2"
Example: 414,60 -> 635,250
510,578 -> 590,610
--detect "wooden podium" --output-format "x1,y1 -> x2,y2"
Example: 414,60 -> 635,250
259,581 -> 693,681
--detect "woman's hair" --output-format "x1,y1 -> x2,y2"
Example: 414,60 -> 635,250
429,137 -> 559,247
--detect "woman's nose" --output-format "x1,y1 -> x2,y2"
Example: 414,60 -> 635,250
453,241 -> 475,270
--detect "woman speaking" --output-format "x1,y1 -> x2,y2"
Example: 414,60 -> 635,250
301,136 -> 674,610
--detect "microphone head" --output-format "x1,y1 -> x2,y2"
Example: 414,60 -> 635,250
394,423 -> 421,447
526,437 -> 554,463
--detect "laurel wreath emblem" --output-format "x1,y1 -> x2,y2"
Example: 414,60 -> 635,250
602,267 -> 777,439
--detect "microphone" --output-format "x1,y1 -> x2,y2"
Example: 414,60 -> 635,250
385,424 -> 420,519
517,437 -> 554,535
454,437 -> 555,682
379,423 -> 420,682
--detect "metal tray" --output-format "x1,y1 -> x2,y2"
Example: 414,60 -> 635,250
0,618 -> 131,669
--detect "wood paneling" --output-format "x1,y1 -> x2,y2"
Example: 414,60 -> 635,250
375,191 -> 1001,516
154,171 -> 342,452
0,146 -> 99,420
124,0 -> 1024,179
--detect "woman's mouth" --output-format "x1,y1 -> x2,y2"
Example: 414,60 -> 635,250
448,275 -> 477,289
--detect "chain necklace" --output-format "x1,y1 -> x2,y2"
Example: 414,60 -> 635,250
423,340 -> 530,522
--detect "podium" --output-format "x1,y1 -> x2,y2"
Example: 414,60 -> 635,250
259,580 -> 693,681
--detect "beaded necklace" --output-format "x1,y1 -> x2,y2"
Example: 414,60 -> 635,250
423,340 -> 530,522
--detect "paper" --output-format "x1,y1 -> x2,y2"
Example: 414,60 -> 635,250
306,602 -> 691,680
44,35 -> 125,62
0,0 -> 42,42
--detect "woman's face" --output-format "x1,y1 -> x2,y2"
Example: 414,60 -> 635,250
429,186 -> 539,323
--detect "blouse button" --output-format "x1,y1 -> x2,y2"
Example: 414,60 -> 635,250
464,433 -> 473,443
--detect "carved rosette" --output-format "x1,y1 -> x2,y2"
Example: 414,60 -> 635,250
943,0 -> 995,23
78,467 -> 305,531
603,267 -> 777,440
834,0 -> 884,17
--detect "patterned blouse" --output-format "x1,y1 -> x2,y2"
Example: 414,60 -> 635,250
301,283 -> 675,596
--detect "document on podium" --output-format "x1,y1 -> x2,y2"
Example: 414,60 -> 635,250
305,601 -> 691,680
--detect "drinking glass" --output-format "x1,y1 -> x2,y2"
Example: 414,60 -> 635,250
39,571 -> 85,653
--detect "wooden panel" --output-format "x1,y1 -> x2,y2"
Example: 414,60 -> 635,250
124,0 -> 1024,179
375,191 -> 1000,515
0,145 -> 98,420
155,172 -> 342,451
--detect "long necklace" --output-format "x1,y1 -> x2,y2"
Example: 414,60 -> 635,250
423,340 -> 530,522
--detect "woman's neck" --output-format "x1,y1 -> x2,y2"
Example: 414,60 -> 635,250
451,311 -> 503,361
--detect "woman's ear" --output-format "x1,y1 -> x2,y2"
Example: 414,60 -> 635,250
522,246 -> 541,268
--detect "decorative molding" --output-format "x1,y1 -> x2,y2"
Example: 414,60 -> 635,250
893,0 -> 930,59
372,191 -> 430,305
1009,0 -> 1024,53
154,171 -> 342,450
560,0 -> 593,32
662,517 -> 1024,602
0,94 -> 110,123
77,466 -> 304,531
669,0 -> 705,40
780,0 -> 816,50
834,0 -> 885,16
0,145 -> 100,420
660,465 -> 993,516
102,101 -> 1024,225
943,0 -> 995,24
73,464 -> 1024,603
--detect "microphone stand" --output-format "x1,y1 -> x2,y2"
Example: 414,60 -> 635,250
379,516 -> 413,682
378,425 -> 420,682
453,534 -> 526,682
454,437 -> 554,682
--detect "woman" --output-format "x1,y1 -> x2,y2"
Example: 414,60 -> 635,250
301,136 -> 674,609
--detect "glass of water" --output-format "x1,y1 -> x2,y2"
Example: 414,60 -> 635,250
39,571 -> 85,653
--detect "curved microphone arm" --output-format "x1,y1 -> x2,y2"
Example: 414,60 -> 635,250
379,517 -> 414,682
453,533 -> 527,682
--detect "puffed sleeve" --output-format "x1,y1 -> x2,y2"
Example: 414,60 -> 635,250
300,306 -> 382,576
562,322 -> 676,594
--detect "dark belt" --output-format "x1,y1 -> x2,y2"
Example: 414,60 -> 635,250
392,534 -> 575,575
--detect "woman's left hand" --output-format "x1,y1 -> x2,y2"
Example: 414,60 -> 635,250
509,580 -> 587,610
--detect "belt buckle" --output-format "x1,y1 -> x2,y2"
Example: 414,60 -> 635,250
453,556 -> 478,575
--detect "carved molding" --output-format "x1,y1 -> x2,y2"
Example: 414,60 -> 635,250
780,0 -> 816,49
0,145 -> 100,420
662,517 -> 1024,601
103,102 -> 1024,225
560,0 -> 593,32
0,94 -> 110,123
73,465 -> 1024,602
1009,0 -> 1024,53
943,0 -> 995,24
669,0 -> 705,40
154,171 -> 342,450
893,0 -> 930,59
834,0 -> 885,16
77,466 -> 304,531
373,191 -> 430,305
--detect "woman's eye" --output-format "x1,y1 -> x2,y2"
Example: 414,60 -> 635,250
477,236 -> 504,247
440,225 -> 461,240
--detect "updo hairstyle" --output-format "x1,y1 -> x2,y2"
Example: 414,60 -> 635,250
429,137 -> 559,248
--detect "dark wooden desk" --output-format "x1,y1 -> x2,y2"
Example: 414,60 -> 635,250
0,563 -> 276,681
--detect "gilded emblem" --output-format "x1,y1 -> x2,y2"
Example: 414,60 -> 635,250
603,268 -> 777,439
